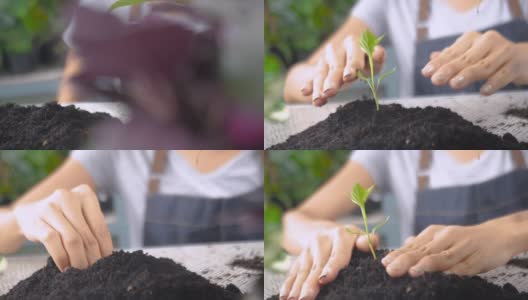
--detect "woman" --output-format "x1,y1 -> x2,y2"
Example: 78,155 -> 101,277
279,150 -> 528,300
0,150 -> 263,272
283,0 -> 528,106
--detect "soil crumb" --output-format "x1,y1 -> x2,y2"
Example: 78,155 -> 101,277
229,256 -> 263,271
267,250 -> 528,300
0,103 -> 120,149
508,257 -> 528,270
2,250 -> 242,300
506,107 -> 528,120
269,100 -> 528,149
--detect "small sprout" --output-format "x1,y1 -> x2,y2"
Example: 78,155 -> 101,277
0,256 -> 7,273
346,183 -> 389,259
356,30 -> 396,111
110,0 -> 151,11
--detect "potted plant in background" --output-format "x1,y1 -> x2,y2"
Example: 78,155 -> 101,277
0,0 -> 57,74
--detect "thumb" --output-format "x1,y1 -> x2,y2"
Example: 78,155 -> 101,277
356,233 -> 379,252
372,46 -> 386,74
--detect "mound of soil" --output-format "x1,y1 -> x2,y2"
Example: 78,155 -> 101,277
506,107 -> 528,120
508,257 -> 528,270
269,100 -> 528,149
267,250 -> 528,300
1,250 -> 242,300
0,103 -> 120,149
229,256 -> 263,271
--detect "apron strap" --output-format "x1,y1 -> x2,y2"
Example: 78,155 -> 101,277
511,150 -> 527,169
417,150 -> 433,190
148,150 -> 168,195
416,0 -> 525,42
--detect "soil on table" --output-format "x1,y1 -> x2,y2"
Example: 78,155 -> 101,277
269,99 -> 528,149
506,107 -> 528,120
508,257 -> 528,270
1,250 -> 243,300
229,256 -> 263,271
267,250 -> 528,300
0,103 -> 120,149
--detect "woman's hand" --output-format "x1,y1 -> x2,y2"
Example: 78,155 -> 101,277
422,30 -> 528,95
280,225 -> 378,300
13,185 -> 113,272
381,223 -> 516,278
302,37 -> 386,107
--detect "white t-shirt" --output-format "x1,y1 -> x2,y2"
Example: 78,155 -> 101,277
350,150 -> 528,241
71,150 -> 263,247
352,0 -> 528,97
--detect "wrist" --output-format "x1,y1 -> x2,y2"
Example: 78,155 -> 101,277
514,42 -> 528,84
485,217 -> 528,258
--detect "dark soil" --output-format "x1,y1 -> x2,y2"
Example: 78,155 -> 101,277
267,250 -> 528,300
229,256 -> 263,271
1,250 -> 242,300
0,103 -> 120,149
508,257 -> 528,270
506,107 -> 528,120
269,99 -> 528,149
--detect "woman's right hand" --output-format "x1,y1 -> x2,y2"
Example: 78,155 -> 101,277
302,36 -> 386,107
279,225 -> 379,300
13,185 -> 113,272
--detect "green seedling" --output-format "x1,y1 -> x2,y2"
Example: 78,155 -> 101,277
0,256 -> 7,273
356,30 -> 396,111
346,183 -> 389,259
110,0 -> 151,10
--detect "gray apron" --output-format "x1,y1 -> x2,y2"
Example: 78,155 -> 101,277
414,0 -> 528,96
414,150 -> 528,234
143,150 -> 264,246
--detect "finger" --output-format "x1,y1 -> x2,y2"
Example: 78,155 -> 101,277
323,44 -> 344,97
319,228 -> 354,284
42,205 -> 89,270
73,185 -> 113,257
280,259 -> 300,300
430,51 -> 440,60
445,253 -> 481,276
356,233 -> 379,253
410,241 -> 471,276
480,62 -> 516,95
343,36 -> 364,82
289,250 -> 312,300
299,237 -> 331,300
301,79 -> 313,96
432,34 -> 500,86
386,248 -> 430,277
422,31 -> 480,77
312,58 -> 329,103
404,236 -> 416,246
382,225 -> 440,266
35,220 -> 70,272
59,193 -> 103,266
371,46 -> 386,74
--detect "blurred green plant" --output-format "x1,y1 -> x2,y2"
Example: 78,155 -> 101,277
264,150 -> 350,266
0,151 -> 68,203
264,0 -> 356,118
0,0 -> 62,55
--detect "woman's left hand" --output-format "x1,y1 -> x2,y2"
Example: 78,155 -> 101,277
380,223 -> 517,277
422,30 -> 528,95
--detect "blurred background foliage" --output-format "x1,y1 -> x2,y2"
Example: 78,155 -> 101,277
264,150 -> 350,265
264,0 -> 357,117
0,151 -> 68,204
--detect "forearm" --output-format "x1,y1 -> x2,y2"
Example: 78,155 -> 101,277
515,42 -> 528,85
0,207 -> 24,254
484,210 -> 528,256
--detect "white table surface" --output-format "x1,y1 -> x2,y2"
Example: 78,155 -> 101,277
0,241 -> 263,296
265,91 -> 528,148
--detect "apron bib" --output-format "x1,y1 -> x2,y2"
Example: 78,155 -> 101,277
143,150 -> 264,246
414,150 -> 528,234
413,0 -> 528,96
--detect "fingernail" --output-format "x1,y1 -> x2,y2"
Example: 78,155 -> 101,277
386,262 -> 400,273
482,84 -> 493,93
287,297 -> 296,300
300,289 -> 314,300
432,73 -> 446,83
453,75 -> 465,86
422,64 -> 435,74
410,267 -> 423,276
381,257 -> 390,265
319,272 -> 328,281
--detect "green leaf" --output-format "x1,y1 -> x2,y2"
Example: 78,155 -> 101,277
372,216 -> 390,235
356,70 -> 369,81
110,0 -> 149,11
350,183 -> 375,207
376,67 -> 397,89
359,29 -> 378,56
